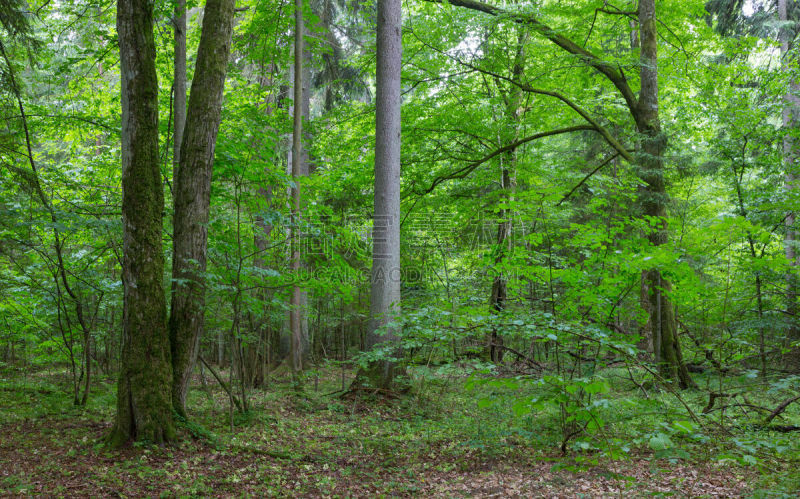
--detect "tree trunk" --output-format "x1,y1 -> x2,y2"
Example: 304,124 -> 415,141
169,0 -> 236,416
251,58 -> 280,386
353,0 -> 402,390
488,28 -> 526,363
780,0 -> 800,370
173,0 -> 187,174
110,0 -> 175,446
637,0 -> 694,389
290,0 -> 305,377
489,167 -> 511,363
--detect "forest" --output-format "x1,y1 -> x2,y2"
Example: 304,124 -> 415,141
1,0 -> 800,495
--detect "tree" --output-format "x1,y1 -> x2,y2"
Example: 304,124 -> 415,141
488,28 -> 528,363
290,0 -> 305,377
110,0 -> 175,445
779,0 -> 800,369
173,0 -> 187,178
422,0 -> 695,387
110,0 -> 237,441
169,0 -> 236,416
637,0 -> 694,388
355,0 -> 403,390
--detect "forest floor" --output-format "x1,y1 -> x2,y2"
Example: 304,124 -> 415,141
0,364 -> 796,497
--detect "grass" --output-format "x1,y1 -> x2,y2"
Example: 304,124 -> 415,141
0,361 -> 798,496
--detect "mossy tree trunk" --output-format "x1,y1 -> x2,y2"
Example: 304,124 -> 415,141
637,0 -> 694,389
110,0 -> 175,446
169,0 -> 236,416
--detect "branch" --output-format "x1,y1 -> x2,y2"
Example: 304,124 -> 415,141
557,152 -> 620,206
198,355 -> 243,412
584,6 -> 639,48
4,113 -> 118,132
445,57 -> 634,163
678,320 -> 725,372
416,125 -> 595,195
765,394 -> 800,424
422,0 -> 641,126
490,342 -> 544,370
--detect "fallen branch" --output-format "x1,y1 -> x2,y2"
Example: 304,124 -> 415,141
764,394 -> 800,424
490,342 -> 544,370
766,425 -> 800,432
340,386 -> 402,399
563,350 -> 623,366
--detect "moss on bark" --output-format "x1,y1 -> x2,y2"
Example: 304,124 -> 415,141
110,0 -> 176,446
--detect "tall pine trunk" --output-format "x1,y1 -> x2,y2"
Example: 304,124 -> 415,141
110,0 -> 175,446
170,0 -> 236,416
354,0 -> 402,390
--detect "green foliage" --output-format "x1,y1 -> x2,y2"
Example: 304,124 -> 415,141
1,0 -> 800,494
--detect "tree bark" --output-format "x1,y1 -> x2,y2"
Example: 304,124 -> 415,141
637,0 -> 694,389
780,0 -> 800,370
354,0 -> 402,390
488,28 -> 527,363
173,0 -> 187,174
290,0 -> 305,377
169,0 -> 236,416
110,0 -> 175,446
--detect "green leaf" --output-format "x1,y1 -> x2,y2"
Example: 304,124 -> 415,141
512,398 -> 533,417
584,379 -> 610,395
673,420 -> 695,434
477,397 -> 493,409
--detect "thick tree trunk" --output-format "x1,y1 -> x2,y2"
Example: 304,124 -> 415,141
354,0 -> 402,390
169,0 -> 236,416
110,0 -> 175,446
637,0 -> 694,389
